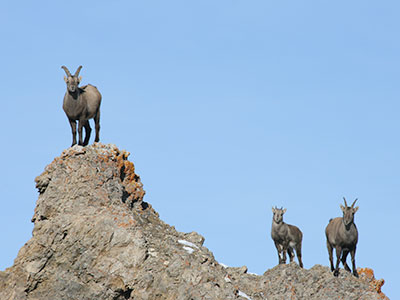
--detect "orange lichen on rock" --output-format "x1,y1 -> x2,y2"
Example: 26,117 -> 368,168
357,268 -> 389,299
88,144 -> 146,205
118,219 -> 136,228
115,150 -> 145,203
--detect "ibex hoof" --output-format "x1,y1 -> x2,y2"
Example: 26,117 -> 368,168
353,271 -> 359,277
333,270 -> 339,277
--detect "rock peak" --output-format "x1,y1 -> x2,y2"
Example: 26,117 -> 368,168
33,143 -> 147,223
0,144 -> 389,299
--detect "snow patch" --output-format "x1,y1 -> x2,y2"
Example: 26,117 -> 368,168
238,290 -> 252,300
182,246 -> 195,254
178,240 -> 198,254
178,240 -> 199,249
247,272 -> 258,275
219,262 -> 228,268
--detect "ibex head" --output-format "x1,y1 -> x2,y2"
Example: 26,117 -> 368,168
272,206 -> 287,224
62,65 -> 83,93
340,197 -> 359,226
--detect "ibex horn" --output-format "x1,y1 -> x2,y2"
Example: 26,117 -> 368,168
351,198 -> 358,208
343,197 -> 348,207
74,65 -> 83,77
61,66 -> 72,77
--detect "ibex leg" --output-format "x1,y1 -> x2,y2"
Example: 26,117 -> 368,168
94,109 -> 100,143
350,247 -> 358,277
68,118 -> 77,147
83,120 -> 92,146
341,249 -> 351,272
326,241 -> 334,271
281,243 -> 288,264
334,246 -> 342,277
287,247 -> 294,262
77,119 -> 85,146
274,241 -> 284,265
295,244 -> 303,268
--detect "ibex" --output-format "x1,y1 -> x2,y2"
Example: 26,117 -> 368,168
325,197 -> 359,277
271,207 -> 303,268
61,65 -> 102,146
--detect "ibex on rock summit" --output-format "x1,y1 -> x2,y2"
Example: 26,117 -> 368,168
325,197 -> 359,277
61,65 -> 102,147
271,207 -> 303,268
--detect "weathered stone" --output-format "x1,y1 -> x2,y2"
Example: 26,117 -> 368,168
0,143 -> 389,300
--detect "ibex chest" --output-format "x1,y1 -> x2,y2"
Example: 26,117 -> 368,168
271,223 -> 289,241
63,96 -> 87,120
339,226 -> 358,242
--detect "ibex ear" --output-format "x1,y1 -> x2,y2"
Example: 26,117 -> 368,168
78,76 -> 82,82
340,204 -> 345,212
353,206 -> 359,213
272,207 -> 275,213
283,208 -> 287,214
64,76 -> 68,83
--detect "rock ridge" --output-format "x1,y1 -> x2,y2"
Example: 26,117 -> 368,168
0,143 -> 388,299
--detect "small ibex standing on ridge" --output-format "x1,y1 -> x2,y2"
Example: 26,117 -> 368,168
271,207 -> 303,268
61,65 -> 102,146
325,197 -> 359,277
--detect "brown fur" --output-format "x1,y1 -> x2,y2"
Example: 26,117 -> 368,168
271,207 -> 303,268
325,198 -> 359,277
61,66 -> 102,146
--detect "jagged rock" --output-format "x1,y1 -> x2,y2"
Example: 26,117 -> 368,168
0,143 -> 388,300
358,268 -> 389,300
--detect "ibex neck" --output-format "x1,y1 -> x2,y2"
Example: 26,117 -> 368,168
343,222 -> 353,231
68,90 -> 79,99
272,220 -> 284,227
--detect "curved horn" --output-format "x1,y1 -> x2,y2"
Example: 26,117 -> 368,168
61,66 -> 72,77
74,65 -> 83,77
343,197 -> 348,207
351,198 -> 358,208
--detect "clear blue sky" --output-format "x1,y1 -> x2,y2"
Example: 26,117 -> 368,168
1,1 -> 399,298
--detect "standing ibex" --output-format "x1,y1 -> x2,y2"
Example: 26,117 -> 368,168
61,65 -> 102,146
325,197 -> 359,277
271,207 -> 303,268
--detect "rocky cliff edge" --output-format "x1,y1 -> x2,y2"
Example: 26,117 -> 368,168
0,143 -> 388,300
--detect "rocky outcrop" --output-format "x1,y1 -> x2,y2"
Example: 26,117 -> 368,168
0,143 -> 388,299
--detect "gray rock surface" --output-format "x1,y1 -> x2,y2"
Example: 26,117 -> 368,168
0,143 -> 388,299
